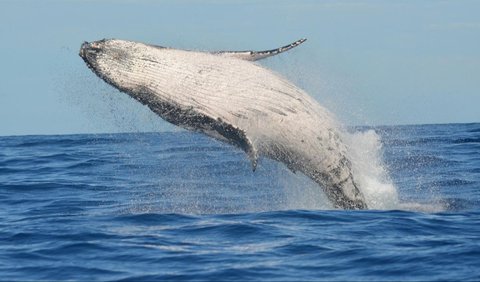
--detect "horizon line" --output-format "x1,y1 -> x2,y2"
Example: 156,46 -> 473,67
1,121 -> 478,138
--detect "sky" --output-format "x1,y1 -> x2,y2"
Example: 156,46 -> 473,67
0,0 -> 479,136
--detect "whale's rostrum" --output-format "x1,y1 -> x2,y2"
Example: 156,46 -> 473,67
79,38 -> 367,209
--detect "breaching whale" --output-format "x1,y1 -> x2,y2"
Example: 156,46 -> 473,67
79,38 -> 367,209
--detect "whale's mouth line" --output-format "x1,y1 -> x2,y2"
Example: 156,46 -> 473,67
79,42 -> 119,91
79,42 -> 102,71
79,42 -> 98,72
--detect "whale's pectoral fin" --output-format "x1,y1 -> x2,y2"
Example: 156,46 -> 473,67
212,38 -> 307,61
211,118 -> 258,172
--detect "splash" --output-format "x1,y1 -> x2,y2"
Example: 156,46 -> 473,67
344,130 -> 399,209
344,129 -> 445,212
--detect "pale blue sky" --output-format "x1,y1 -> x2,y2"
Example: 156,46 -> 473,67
1,0 -> 479,136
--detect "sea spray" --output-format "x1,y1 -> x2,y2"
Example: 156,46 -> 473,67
344,129 -> 399,209
344,128 -> 446,212
276,164 -> 333,210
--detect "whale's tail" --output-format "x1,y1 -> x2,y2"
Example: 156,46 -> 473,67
213,38 -> 307,61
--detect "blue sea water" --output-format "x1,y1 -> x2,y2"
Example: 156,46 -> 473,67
1,123 -> 479,281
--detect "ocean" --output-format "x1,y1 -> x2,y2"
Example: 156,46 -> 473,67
1,123 -> 479,281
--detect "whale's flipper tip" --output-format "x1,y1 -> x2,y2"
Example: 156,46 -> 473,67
213,38 -> 307,61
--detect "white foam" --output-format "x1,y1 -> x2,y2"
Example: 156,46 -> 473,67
344,129 -> 446,212
344,129 -> 400,210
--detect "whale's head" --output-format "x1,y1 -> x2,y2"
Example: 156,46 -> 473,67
79,39 -> 156,93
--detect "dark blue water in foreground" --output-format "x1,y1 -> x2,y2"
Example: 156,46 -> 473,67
1,123 -> 479,281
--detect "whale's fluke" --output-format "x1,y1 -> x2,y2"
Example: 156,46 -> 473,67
213,38 -> 307,61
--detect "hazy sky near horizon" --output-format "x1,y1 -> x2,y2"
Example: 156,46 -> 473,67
1,0 -> 479,136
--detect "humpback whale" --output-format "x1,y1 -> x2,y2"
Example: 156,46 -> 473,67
79,38 -> 367,209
